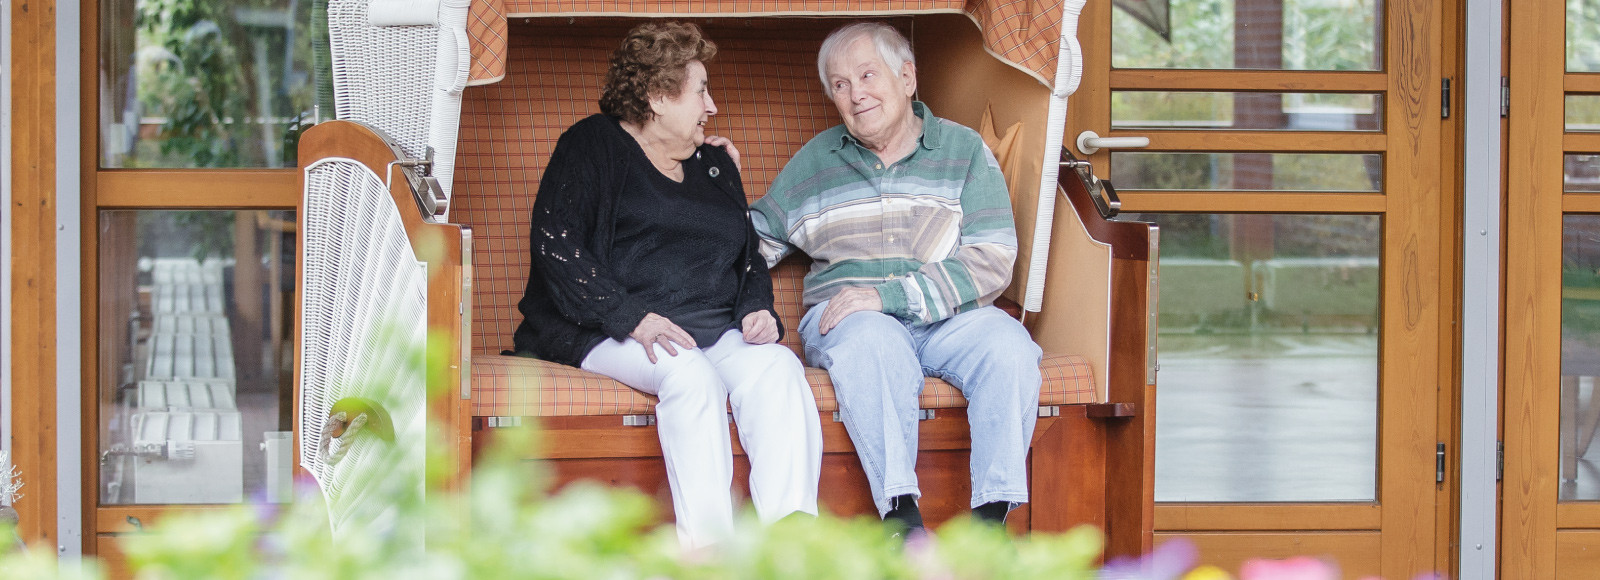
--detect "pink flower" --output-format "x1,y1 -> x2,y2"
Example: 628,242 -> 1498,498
1239,556 -> 1339,580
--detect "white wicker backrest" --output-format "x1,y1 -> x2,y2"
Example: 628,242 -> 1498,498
300,158 -> 429,537
327,0 -> 469,219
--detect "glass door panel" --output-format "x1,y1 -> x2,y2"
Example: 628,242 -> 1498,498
1135,213 -> 1380,503
96,210 -> 297,504
1561,215 -> 1600,501
1112,0 -> 1382,70
98,0 -> 329,168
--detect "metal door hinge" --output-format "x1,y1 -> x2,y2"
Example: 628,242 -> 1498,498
1501,76 -> 1510,118
1497,440 -> 1504,481
1436,442 -> 1446,483
1441,78 -> 1451,119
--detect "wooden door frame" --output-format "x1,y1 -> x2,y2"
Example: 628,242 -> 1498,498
10,0 -> 61,551
1502,0 -> 1600,576
1074,0 -> 1451,575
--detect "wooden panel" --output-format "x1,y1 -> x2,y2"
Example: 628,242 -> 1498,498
95,506 -> 239,534
1557,530 -> 1600,579
1376,0 -> 1443,576
1118,192 -> 1386,214
1564,133 -> 1600,154
1156,531 -> 1381,577
1131,131 -> 1385,153
1556,503 -> 1600,529
96,170 -> 299,208
1565,74 -> 1600,94
97,534 -> 134,580
1157,504 -> 1382,531
11,0 -> 57,548
1562,194 -> 1600,213
1504,0 -> 1567,575
1109,70 -> 1388,92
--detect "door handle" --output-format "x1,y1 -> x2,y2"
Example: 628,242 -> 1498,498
1075,130 -> 1150,155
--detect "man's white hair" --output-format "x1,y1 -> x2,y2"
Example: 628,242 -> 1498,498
817,22 -> 916,94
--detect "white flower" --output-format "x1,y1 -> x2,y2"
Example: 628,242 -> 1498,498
0,451 -> 23,506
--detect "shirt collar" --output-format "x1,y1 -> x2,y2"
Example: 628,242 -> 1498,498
832,101 -> 941,153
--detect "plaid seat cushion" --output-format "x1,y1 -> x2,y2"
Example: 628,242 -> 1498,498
471,351 -> 1094,417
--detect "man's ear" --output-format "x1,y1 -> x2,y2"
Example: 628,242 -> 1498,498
900,61 -> 918,98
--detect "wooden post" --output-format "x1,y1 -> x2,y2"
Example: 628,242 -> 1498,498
10,0 -> 58,547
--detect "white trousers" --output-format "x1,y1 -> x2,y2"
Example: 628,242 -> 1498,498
581,329 -> 823,549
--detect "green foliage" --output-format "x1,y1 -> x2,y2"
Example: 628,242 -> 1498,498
136,0 -> 254,168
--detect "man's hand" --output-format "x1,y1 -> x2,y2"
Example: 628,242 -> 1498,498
704,135 -> 742,171
819,287 -> 884,335
629,313 -> 696,364
741,310 -> 780,345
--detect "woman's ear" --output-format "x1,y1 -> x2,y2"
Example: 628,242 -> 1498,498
648,93 -> 669,119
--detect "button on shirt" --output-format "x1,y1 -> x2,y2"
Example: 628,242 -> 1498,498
750,102 -> 1019,325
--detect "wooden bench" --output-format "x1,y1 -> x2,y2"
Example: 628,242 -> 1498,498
298,8 -> 1156,559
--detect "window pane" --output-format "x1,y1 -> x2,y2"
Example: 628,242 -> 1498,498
1111,152 -> 1383,191
1563,214 -> 1600,500
1113,0 -> 1381,71
1567,155 -> 1600,193
1569,0 -> 1600,72
1113,92 -> 1382,131
1569,95 -> 1600,131
99,0 -> 331,168
98,210 -> 296,505
1133,213 -> 1380,502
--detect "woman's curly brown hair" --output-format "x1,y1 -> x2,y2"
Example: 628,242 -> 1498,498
599,22 -> 717,125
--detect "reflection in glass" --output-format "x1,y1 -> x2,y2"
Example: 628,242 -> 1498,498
1561,215 -> 1600,501
1131,213 -> 1380,502
98,211 -> 297,504
99,0 -> 330,168
1111,152 -> 1382,191
1566,155 -> 1600,193
1113,0 -> 1380,71
1568,95 -> 1600,132
1570,0 -> 1600,73
1113,92 -> 1382,131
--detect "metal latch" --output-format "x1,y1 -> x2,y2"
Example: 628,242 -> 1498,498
1060,149 -> 1121,218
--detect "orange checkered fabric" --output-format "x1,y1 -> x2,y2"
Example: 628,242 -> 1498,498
464,1 -> 1065,86
473,351 -> 1095,417
467,0 -> 508,84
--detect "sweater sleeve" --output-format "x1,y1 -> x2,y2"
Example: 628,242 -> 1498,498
874,141 -> 1018,324
749,169 -> 800,269
528,126 -> 649,340
734,214 -> 785,340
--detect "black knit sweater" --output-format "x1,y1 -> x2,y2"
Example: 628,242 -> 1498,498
511,114 -> 781,367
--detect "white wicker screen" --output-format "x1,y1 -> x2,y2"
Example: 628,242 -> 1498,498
327,0 -> 470,218
300,158 -> 429,537
1022,0 -> 1090,313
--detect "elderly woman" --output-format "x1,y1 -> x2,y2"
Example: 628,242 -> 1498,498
510,22 -> 822,550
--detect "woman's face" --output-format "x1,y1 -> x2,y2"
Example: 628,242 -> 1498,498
648,60 -> 717,159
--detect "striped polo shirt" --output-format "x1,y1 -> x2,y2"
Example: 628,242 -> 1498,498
751,101 -> 1018,325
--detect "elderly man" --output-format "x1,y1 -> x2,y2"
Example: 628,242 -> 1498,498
750,22 -> 1042,536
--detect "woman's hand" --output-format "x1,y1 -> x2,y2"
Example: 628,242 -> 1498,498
704,135 -> 742,171
630,313 -> 697,364
741,310 -> 780,345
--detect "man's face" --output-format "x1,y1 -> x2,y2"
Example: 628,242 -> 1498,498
824,36 -> 916,150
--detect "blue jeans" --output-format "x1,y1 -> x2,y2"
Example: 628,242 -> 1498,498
800,302 -> 1043,516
